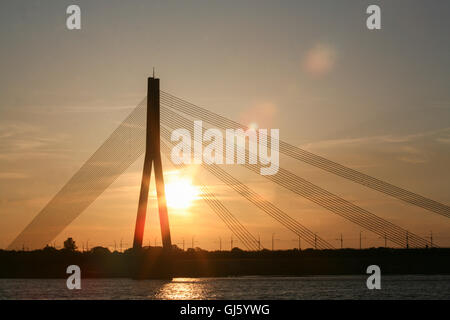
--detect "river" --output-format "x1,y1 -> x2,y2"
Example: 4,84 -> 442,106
1,275 -> 449,299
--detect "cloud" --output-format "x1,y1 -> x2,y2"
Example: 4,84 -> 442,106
0,172 -> 28,180
436,136 -> 450,144
397,156 -> 427,164
59,105 -> 136,114
0,123 -> 40,139
0,121 -> 70,161
239,102 -> 278,129
302,44 -> 337,77
397,146 -> 428,164
435,129 -> 450,144
304,128 -> 450,149
303,128 -> 450,166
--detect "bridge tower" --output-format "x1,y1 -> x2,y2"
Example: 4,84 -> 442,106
133,76 -> 172,250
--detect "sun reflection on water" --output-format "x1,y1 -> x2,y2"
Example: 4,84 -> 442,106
155,278 -> 210,300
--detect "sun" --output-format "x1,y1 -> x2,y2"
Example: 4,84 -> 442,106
164,178 -> 200,210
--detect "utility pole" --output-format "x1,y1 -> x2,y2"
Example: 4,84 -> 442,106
406,231 -> 409,249
258,234 -> 261,251
292,236 -> 301,251
183,238 -> 185,251
334,234 -> 343,249
230,235 -> 233,250
214,237 -> 222,251
120,238 -> 123,253
314,234 -> 317,250
272,233 -> 275,251
359,232 -> 362,250
429,231 -> 433,248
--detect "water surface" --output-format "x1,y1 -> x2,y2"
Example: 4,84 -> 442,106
1,275 -> 449,300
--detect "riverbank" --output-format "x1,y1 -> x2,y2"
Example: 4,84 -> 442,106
1,247 -> 449,278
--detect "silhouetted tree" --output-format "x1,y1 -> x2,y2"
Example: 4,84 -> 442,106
90,246 -> 110,255
171,244 -> 183,252
63,237 -> 77,251
43,245 -> 57,253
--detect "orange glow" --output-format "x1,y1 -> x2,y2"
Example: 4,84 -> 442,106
164,177 -> 200,210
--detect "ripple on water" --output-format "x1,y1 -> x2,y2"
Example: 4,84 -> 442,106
0,275 -> 449,300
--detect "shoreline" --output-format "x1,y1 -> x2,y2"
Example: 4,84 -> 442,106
1,247 -> 450,279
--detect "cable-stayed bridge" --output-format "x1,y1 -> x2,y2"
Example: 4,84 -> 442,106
8,77 -> 450,251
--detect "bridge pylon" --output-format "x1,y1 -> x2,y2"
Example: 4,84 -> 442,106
133,77 -> 172,250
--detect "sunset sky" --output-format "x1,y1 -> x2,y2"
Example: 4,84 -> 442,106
1,0 -> 449,250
